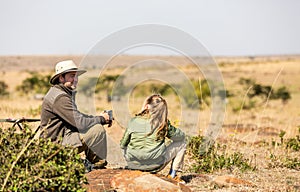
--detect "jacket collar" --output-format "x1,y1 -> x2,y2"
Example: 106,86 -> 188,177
54,84 -> 77,96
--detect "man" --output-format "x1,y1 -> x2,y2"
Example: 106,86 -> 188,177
40,60 -> 112,169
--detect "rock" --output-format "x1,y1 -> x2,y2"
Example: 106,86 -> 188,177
212,175 -> 253,187
110,170 -> 191,192
84,169 -> 122,192
84,169 -> 192,192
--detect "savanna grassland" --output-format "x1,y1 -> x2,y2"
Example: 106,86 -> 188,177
0,55 -> 299,191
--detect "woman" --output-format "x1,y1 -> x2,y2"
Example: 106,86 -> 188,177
120,94 -> 186,181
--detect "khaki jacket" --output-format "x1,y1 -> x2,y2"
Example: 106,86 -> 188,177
40,84 -> 103,147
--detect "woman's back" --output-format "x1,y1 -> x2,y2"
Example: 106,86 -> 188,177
120,116 -> 166,168
120,94 -> 186,176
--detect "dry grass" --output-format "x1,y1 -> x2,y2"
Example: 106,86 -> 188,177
0,55 -> 299,191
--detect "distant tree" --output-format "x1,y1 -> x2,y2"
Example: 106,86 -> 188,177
96,75 -> 120,93
78,77 -> 98,97
149,83 -> 172,96
0,81 -> 9,97
79,75 -> 126,102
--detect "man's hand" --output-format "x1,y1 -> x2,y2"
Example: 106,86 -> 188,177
99,111 -> 113,127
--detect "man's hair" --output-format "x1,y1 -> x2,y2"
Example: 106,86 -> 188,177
53,73 -> 66,85
136,94 -> 168,140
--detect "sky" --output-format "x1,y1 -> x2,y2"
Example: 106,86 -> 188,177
0,0 -> 299,56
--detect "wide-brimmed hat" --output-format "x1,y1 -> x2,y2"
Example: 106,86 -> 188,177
50,60 -> 86,85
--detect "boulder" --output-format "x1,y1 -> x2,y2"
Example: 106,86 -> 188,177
110,170 -> 191,192
84,169 -> 192,192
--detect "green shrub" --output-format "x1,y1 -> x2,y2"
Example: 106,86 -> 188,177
285,127 -> 300,152
181,79 -> 211,109
79,75 -> 127,100
78,77 -> 98,97
269,128 -> 300,170
275,128 -> 300,152
16,72 -> 51,95
284,157 -> 300,170
148,83 -> 172,96
96,75 -> 125,95
286,136 -> 300,151
187,136 -> 254,173
237,78 -> 291,108
131,82 -> 173,97
231,98 -> 257,113
238,77 -> 255,87
0,125 -> 87,191
271,86 -> 291,103
269,154 -> 300,170
0,80 -> 9,97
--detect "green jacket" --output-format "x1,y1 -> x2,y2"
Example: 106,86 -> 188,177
120,116 -> 185,171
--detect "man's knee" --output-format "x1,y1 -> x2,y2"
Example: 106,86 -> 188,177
89,124 -> 106,135
80,124 -> 106,144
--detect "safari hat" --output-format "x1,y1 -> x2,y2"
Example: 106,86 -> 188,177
50,60 -> 86,85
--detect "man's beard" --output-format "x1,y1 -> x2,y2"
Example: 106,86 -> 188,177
64,82 -> 76,90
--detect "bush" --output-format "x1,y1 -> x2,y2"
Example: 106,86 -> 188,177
16,72 -> 51,95
181,79 -> 211,109
0,80 -> 9,97
269,154 -> 300,170
271,86 -> 291,104
0,125 -> 87,191
78,75 -> 127,101
269,128 -> 300,170
231,98 -> 257,113
96,75 -> 123,95
130,81 -> 173,97
187,136 -> 254,173
237,78 -> 292,107
274,127 -> 300,152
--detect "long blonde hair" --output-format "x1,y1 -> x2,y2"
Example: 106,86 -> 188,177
136,94 -> 168,140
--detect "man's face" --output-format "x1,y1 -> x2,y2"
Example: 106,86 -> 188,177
59,71 -> 78,90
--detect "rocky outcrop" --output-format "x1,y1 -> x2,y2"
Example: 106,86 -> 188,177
84,169 -> 191,192
110,170 -> 191,192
